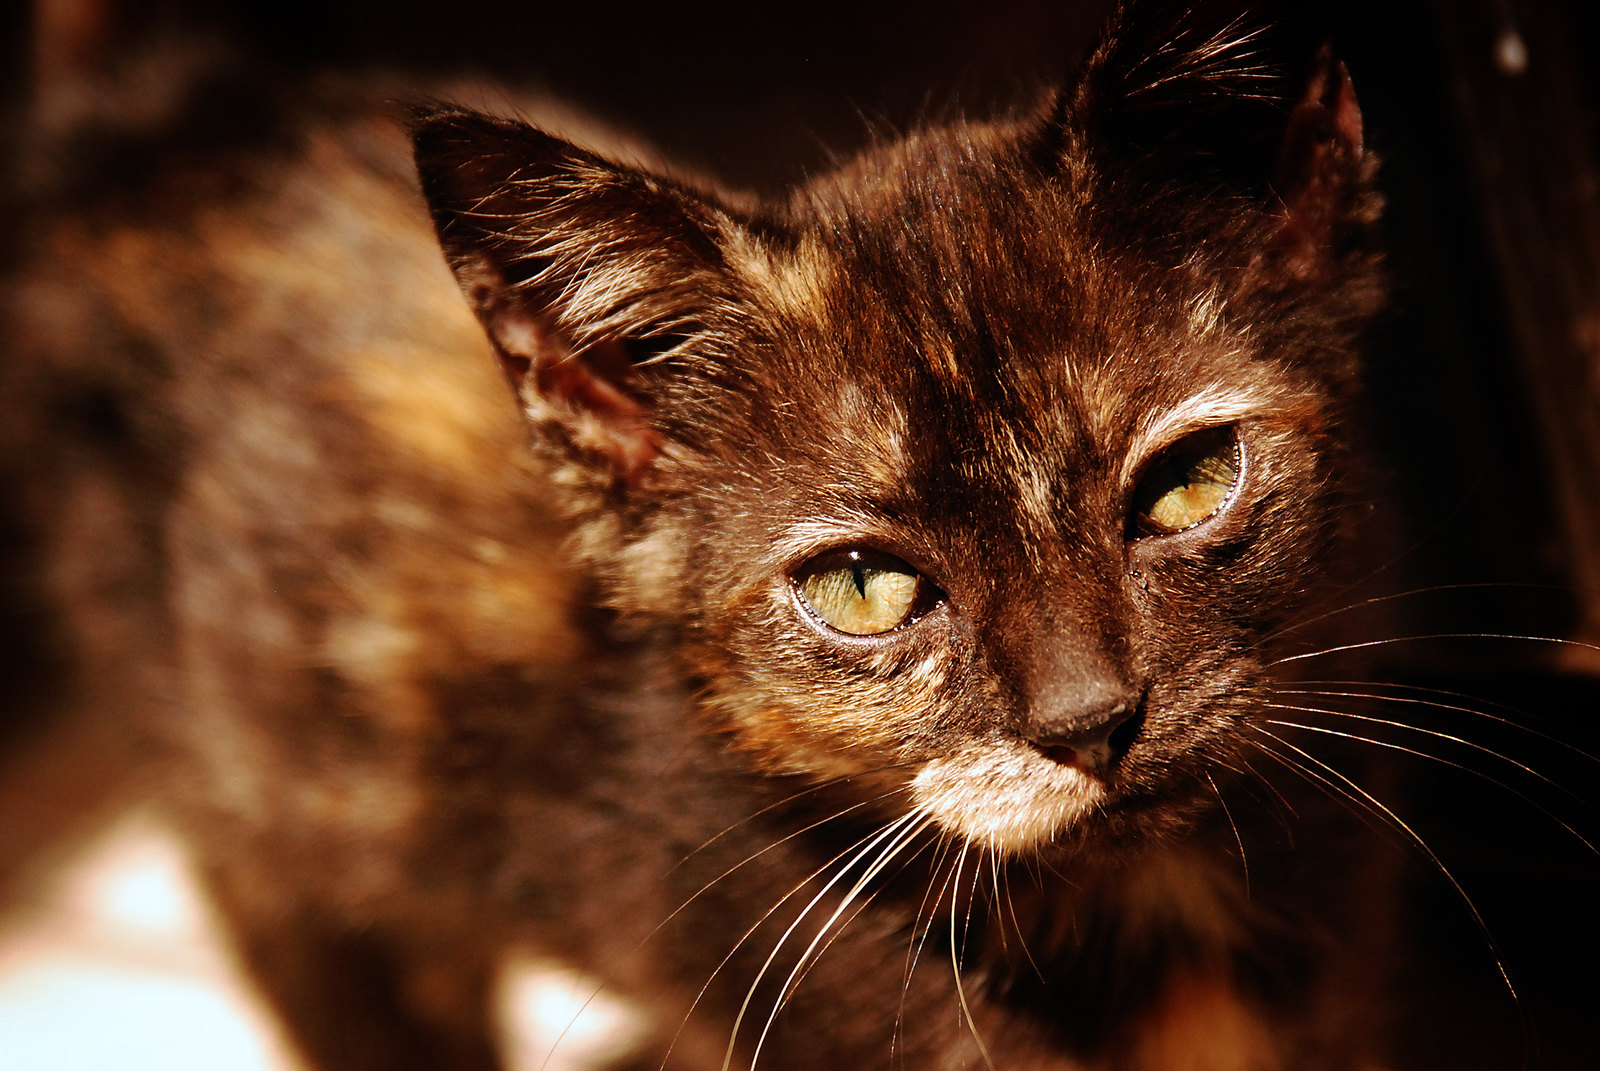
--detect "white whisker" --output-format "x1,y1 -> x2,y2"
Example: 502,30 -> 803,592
1206,770 -> 1251,896
1272,632 -> 1600,666
673,773 -> 915,872
722,811 -> 923,1071
998,862 -> 1044,984
648,788 -> 913,1069
1263,581 -> 1577,646
747,815 -> 933,1070
986,850 -> 1007,956
1274,683 -> 1600,765
896,835 -> 957,1062
1265,701 -> 1590,805
1249,727 -> 1533,1052
1263,712 -> 1598,856
780,823 -> 933,1010
949,843 -> 995,1071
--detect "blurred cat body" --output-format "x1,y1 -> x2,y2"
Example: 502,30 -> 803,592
3,3 -> 1394,1069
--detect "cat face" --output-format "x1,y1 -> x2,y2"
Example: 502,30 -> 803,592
649,142 -> 1355,854
412,5 -> 1381,857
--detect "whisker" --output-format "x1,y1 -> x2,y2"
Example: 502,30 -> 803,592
1272,478 -> 1485,611
666,785 -> 914,942
1262,581 -> 1579,646
1274,683 -> 1600,765
1206,770 -> 1251,896
998,862 -> 1044,984
1252,728 -> 1490,930
1226,752 -> 1300,838
948,843 -> 996,1071
1249,728 -> 1534,1056
722,812 -> 924,1071
986,850 -> 1008,956
1239,751 -> 1298,817
779,822 -> 935,1014
1266,701 -> 1592,808
747,815 -> 934,1070
656,814 -> 903,1071
1272,632 -> 1600,666
673,766 -> 916,871
640,786 -> 915,1070
1263,713 -> 1598,856
958,846 -> 985,968
896,836 -> 957,1063
536,783 -> 907,1071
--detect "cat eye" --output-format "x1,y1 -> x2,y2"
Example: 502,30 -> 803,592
1129,426 -> 1241,537
792,549 -> 936,636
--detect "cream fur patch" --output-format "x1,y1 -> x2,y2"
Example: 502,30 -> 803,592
911,742 -> 1103,854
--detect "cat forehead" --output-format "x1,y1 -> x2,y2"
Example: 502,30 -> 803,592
729,215 -> 1275,449
733,130 -> 1242,385
708,123 -> 1330,522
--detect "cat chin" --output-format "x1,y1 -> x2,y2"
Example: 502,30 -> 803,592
909,742 -> 1104,856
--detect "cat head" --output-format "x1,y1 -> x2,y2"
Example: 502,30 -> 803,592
411,1 -> 1382,856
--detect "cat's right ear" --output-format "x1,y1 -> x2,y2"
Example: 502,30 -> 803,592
410,107 -> 744,487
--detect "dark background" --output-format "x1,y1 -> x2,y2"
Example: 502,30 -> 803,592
4,1 -> 1600,1067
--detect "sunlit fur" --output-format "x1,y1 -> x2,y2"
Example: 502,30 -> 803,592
912,745 -> 1104,855
3,3 -> 1425,1070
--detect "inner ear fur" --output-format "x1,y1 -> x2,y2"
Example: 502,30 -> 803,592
410,107 -> 745,485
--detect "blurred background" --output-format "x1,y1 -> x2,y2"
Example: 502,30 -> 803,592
1,0 -> 1598,1067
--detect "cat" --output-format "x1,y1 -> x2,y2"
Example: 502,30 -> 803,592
2,0 -> 1408,1068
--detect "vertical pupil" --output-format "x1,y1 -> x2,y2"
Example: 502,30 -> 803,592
1131,426 -> 1240,536
793,549 -> 932,636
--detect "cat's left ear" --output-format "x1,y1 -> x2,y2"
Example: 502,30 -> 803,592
1266,45 -> 1373,282
1068,2 -> 1377,285
411,108 -> 746,487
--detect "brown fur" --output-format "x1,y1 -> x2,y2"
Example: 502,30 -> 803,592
4,2 -> 1398,1069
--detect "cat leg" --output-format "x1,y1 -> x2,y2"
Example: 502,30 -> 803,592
1113,966 -> 1386,1071
201,866 -> 502,1071
1117,969 -> 1281,1071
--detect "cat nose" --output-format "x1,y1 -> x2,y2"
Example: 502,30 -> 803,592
1023,694 -> 1142,773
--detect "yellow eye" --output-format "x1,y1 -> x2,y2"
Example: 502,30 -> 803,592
1131,427 -> 1241,537
794,549 -> 931,636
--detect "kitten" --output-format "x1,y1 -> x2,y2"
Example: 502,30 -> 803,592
4,1 -> 1398,1068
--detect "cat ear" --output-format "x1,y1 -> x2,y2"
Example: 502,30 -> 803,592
410,108 -> 743,486
1067,1 -> 1376,278
1266,46 -> 1372,282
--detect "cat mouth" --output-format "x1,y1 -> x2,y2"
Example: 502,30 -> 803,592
909,742 -> 1106,855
